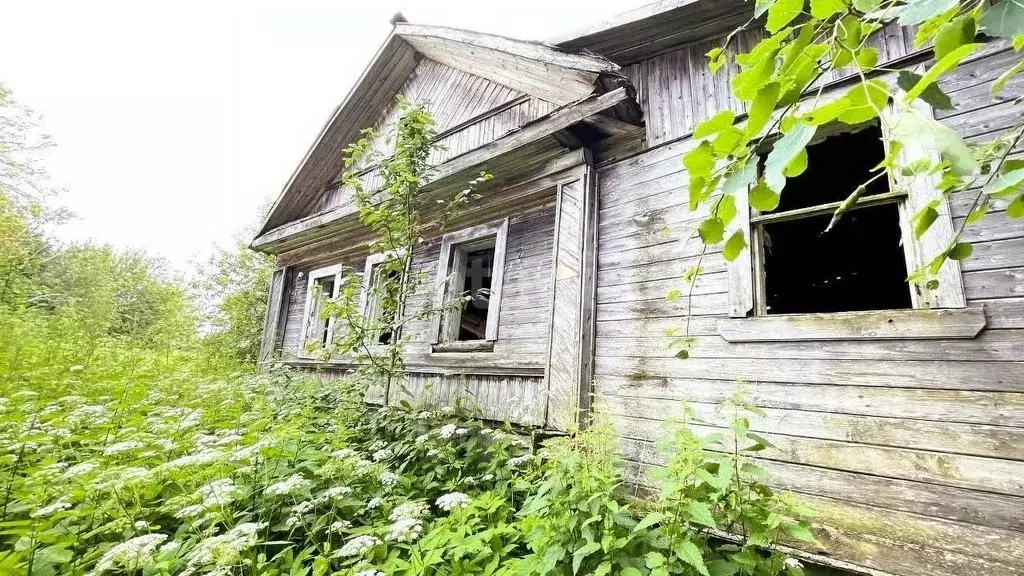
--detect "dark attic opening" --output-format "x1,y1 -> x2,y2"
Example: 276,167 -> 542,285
760,124 -> 913,315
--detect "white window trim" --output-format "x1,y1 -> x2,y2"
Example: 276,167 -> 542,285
358,250 -> 408,348
724,96 -> 969,338
298,264 -> 345,358
430,217 -> 509,347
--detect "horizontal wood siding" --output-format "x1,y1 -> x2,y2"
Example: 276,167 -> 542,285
626,22 -> 919,147
278,198 -> 557,426
595,44 -> 1024,576
316,58 -> 556,213
388,373 -> 546,426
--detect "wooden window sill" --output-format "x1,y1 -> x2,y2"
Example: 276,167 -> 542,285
431,340 -> 495,353
717,306 -> 986,342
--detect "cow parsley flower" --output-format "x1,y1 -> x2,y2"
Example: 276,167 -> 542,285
414,434 -> 430,445
90,533 -> 168,574
103,441 -> 143,456
353,570 -> 385,576
389,501 -> 429,522
329,520 -> 352,533
330,448 -> 358,460
265,474 -> 311,496
175,504 -> 206,519
163,449 -> 223,469
386,518 -> 423,542
196,479 -> 238,507
436,492 -> 472,512
31,499 -> 71,518
437,424 -> 469,439
181,522 -> 265,576
371,448 -> 392,461
338,535 -> 381,557
365,497 -> 383,510
379,471 -> 399,488
318,486 -> 353,503
507,454 -> 532,468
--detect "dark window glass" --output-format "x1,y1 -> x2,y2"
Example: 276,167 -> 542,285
458,247 -> 494,341
313,276 -> 335,344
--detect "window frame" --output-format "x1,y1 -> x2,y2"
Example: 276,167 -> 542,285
298,264 -> 346,358
359,250 -> 407,347
729,97 -> 967,320
430,217 -> 509,350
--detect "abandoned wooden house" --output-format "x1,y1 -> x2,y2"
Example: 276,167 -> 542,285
251,2 -> 1024,575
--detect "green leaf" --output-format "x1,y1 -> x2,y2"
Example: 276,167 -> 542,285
667,289 -> 683,302
803,97 -> 851,125
764,122 -> 816,192
646,551 -> 667,569
675,348 -> 690,359
811,0 -> 847,19
698,218 -> 726,244
675,540 -> 711,576
767,0 -> 804,33
896,71 -> 953,110
755,0 -> 778,18
716,194 -> 738,226
722,160 -> 759,196
620,568 -> 643,576
898,0 -> 957,25
684,141 -> 716,178
713,127 -> 746,155
746,83 -> 781,137
594,562 -> 613,576
903,43 -> 983,104
695,110 -> 738,138
707,47 -> 727,74
839,79 -> 891,123
889,108 -> 977,176
707,559 -> 741,576
573,541 -> 602,574
856,47 -> 880,68
784,149 -> 808,177
747,432 -> 778,450
913,205 -> 940,237
981,0 -> 1024,39
750,180 -> 781,212
948,242 -> 973,260
785,522 -> 818,543
994,59 -> 1024,95
984,168 -> 1024,196
687,501 -> 718,527
723,230 -> 747,262
1008,194 -> 1024,218
935,14 -> 977,60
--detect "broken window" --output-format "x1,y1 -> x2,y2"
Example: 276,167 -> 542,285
360,253 -> 404,346
753,124 -> 912,315
300,264 -> 345,355
432,218 -> 508,350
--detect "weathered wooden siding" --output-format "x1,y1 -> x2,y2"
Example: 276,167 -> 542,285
624,23 -> 922,147
595,43 -> 1024,576
279,198 -> 557,425
314,58 -> 557,214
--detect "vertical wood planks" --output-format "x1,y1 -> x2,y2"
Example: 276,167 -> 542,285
258,267 -> 291,366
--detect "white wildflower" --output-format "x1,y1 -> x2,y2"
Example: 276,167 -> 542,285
196,479 -> 238,507
91,533 -> 167,574
265,474 -> 311,496
292,500 -> 314,514
163,449 -> 223,469
386,518 -> 423,542
103,441 -> 143,456
784,558 -> 803,569
371,448 -> 392,461
329,520 -> 352,533
366,497 -> 383,510
507,454 -> 532,468
389,501 -> 429,522
415,410 -> 434,419
330,448 -> 358,460
154,438 -> 175,451
337,535 -> 381,557
353,569 -> 385,576
379,471 -> 399,488
213,434 -> 244,446
31,499 -> 71,518
369,440 -> 387,450
133,520 -> 149,530
181,522 -> 265,576
414,434 -> 430,445
284,516 -> 301,528
159,540 -> 180,553
318,486 -> 353,503
435,492 -> 472,512
175,504 -> 206,519
437,424 -> 458,439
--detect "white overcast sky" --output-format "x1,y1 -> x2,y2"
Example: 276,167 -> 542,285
0,0 -> 647,271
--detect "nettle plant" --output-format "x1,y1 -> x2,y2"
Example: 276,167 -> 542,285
310,96 -> 491,395
675,0 -> 1024,354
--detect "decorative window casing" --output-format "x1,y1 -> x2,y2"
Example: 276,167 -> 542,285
359,251 -> 406,346
728,98 -> 967,321
298,264 -> 348,357
430,218 -> 509,351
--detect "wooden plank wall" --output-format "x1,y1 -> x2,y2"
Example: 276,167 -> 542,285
595,43 -> 1024,576
625,22 -> 919,147
389,373 -> 547,426
315,58 -> 557,214
278,199 -> 558,426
